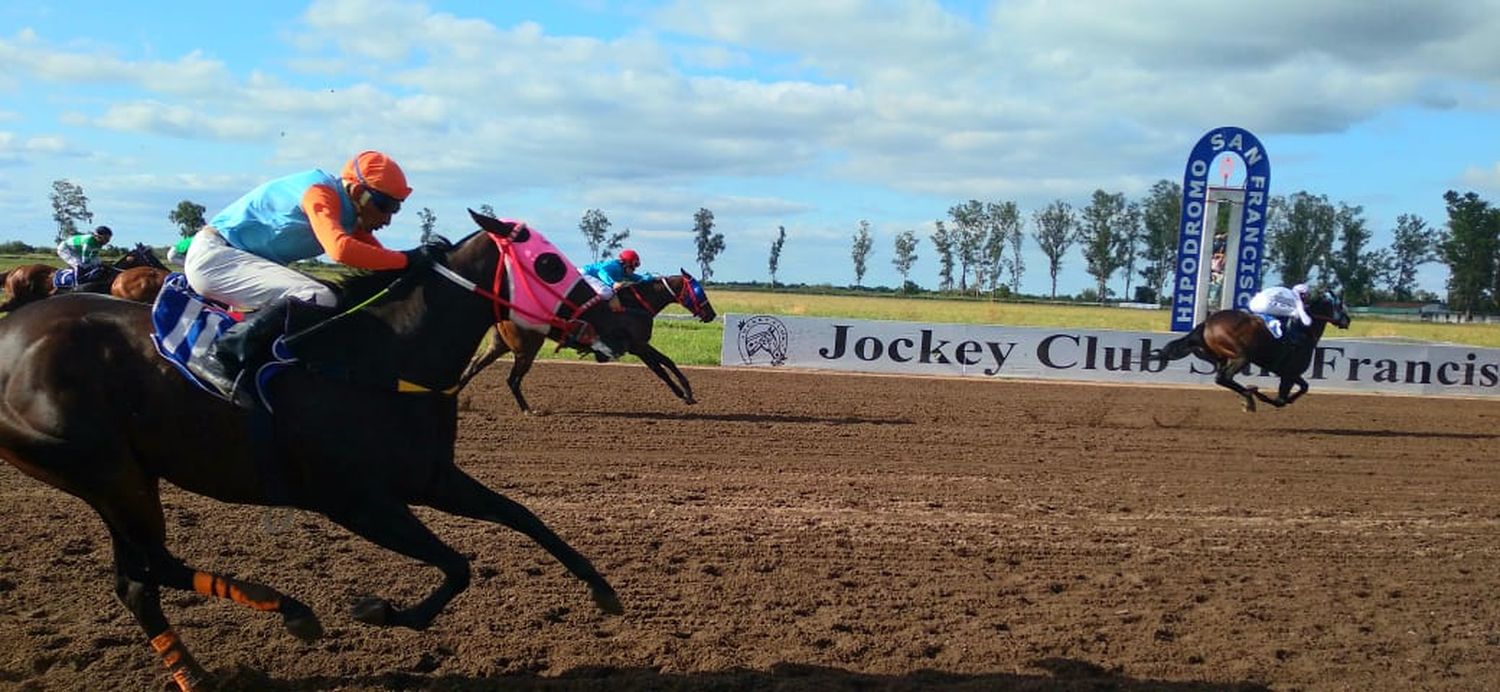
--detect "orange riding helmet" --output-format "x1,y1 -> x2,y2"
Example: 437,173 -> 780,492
341,151 -> 412,213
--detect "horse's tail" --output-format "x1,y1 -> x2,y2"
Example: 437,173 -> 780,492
1159,323 -> 1206,364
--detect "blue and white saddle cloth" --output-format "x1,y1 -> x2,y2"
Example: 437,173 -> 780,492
151,273 -> 293,410
1254,313 -> 1285,339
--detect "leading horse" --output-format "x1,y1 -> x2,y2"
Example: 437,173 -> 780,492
1159,292 -> 1352,411
457,270 -> 717,412
0,243 -> 169,312
0,212 -> 633,691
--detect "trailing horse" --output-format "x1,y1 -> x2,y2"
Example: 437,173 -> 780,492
1159,292 -> 1352,411
0,212 -> 632,691
0,243 -> 169,312
457,270 -> 717,412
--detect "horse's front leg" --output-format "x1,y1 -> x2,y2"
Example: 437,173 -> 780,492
416,465 -> 622,615
324,501 -> 470,631
636,345 -> 694,404
1280,376 -> 1310,405
633,348 -> 690,402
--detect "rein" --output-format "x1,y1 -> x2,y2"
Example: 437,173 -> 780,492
282,231 -> 593,397
625,276 -> 701,318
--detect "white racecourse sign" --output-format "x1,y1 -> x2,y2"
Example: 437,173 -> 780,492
721,314 -> 1500,399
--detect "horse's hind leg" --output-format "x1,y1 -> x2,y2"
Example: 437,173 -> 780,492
417,466 -> 622,615
456,326 -> 512,391
1215,359 -> 1260,412
323,501 -> 471,630
96,478 -> 321,690
504,330 -> 547,414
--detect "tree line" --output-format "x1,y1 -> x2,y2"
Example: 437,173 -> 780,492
831,182 -> 1500,314
31,179 -> 736,282
24,177 -> 1500,315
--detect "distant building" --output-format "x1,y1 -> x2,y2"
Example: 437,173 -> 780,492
1353,302 -> 1499,324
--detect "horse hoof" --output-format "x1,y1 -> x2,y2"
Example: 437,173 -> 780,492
284,612 -> 324,642
591,584 -> 623,615
352,597 -> 393,626
684,397 -> 697,405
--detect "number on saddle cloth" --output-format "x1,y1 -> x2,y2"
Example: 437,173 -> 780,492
150,273 -> 241,393
52,268 -> 77,290
1255,313 -> 1285,340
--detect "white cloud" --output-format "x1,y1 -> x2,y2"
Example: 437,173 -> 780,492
92,102 -> 272,141
1458,163 -> 1500,192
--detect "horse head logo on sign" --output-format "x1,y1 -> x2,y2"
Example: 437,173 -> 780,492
737,315 -> 789,366
1170,127 -> 1271,332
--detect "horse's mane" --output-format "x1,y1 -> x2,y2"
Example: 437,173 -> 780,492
330,269 -> 406,309
327,230 -> 485,310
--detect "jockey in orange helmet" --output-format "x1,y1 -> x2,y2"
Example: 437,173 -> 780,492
184,150 -> 441,393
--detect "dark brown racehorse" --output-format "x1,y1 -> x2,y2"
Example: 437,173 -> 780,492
0,212 -> 633,691
0,243 -> 169,311
1160,292 -> 1352,411
457,270 -> 717,412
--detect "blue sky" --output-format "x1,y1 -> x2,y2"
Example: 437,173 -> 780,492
2,0 -> 1497,297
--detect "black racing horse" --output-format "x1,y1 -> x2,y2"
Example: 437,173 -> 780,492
0,242 -> 168,312
0,212 -> 633,691
457,270 -> 718,412
1160,291 -> 1352,411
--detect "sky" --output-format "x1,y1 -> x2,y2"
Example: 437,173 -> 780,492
2,0 -> 1497,297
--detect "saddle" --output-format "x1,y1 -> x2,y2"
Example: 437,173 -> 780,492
53,265 -> 111,291
151,274 -> 294,411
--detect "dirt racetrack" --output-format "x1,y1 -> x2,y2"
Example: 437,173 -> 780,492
1,360 -> 1497,691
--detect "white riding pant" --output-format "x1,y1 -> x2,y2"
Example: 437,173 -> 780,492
56,243 -> 91,269
582,274 -> 615,299
183,227 -> 335,310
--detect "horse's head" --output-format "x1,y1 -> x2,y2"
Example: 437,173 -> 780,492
463,208 -> 626,358
672,269 -> 716,323
1309,291 -> 1352,330
117,243 -> 168,271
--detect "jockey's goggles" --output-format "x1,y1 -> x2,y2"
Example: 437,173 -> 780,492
354,165 -> 404,214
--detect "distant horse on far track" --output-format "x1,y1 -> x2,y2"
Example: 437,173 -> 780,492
457,269 -> 717,412
1160,292 -> 1351,411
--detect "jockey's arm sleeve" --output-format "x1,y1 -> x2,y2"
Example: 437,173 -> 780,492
1295,300 -> 1313,326
302,184 -> 408,270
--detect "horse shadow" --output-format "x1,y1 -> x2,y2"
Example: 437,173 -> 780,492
1297,427 -> 1500,441
570,410 -> 915,426
214,660 -> 1272,691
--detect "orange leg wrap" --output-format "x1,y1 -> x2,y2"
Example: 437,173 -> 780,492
149,629 -> 205,691
192,571 -> 281,611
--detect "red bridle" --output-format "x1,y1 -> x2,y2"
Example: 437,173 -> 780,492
430,232 -> 595,347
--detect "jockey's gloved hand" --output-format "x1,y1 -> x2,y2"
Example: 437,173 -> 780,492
401,243 -> 447,272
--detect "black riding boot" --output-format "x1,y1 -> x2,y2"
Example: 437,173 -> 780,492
209,298 -> 295,390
